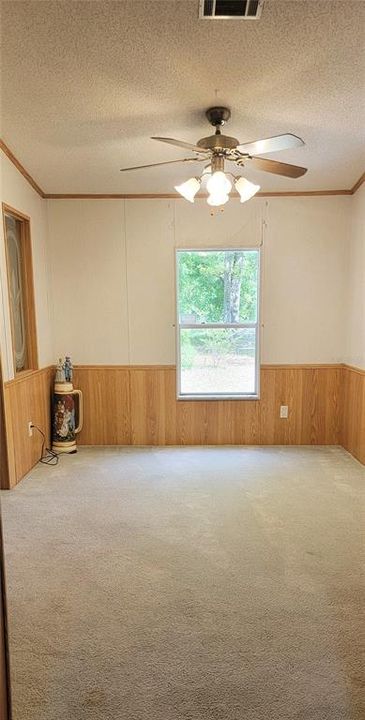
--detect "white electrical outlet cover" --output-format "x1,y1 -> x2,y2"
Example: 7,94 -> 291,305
280,406 -> 288,419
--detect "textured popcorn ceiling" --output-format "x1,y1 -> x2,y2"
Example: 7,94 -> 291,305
1,0 -> 364,194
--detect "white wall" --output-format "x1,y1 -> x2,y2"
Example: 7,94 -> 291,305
0,155 -> 358,374
0,154 -> 53,380
47,195 -> 350,366
47,199 -> 129,365
261,197 -> 349,363
344,183 -> 365,369
0,153 -> 353,375
48,198 -> 263,364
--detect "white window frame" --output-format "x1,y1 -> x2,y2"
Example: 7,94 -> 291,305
176,247 -> 261,401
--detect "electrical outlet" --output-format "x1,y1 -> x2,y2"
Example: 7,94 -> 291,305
280,405 -> 288,419
28,421 -> 33,437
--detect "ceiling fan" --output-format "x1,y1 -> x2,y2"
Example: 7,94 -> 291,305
120,106 -> 307,206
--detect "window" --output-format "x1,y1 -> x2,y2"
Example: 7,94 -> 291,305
3,205 -> 38,373
176,249 -> 260,399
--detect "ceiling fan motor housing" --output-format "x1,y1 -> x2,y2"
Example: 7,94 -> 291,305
197,134 -> 239,151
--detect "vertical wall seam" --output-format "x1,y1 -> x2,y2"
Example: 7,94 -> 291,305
123,198 -> 131,365
123,200 -> 133,443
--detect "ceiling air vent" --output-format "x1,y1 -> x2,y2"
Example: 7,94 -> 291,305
199,0 -> 264,19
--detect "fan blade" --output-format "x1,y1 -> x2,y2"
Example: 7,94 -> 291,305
247,156 -> 307,178
120,157 -> 201,172
151,136 -> 209,154
237,133 -> 304,156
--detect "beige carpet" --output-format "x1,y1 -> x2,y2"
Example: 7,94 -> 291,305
1,445 -> 365,720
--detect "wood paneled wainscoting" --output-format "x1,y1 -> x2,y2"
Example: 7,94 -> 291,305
341,364 -> 365,465
2,367 -> 53,488
2,363 -> 364,487
72,365 -> 342,448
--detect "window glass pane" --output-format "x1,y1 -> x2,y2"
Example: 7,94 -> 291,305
180,328 -> 256,395
178,250 -> 258,324
5,215 -> 28,371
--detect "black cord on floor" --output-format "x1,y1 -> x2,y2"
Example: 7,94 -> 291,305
32,425 -> 59,466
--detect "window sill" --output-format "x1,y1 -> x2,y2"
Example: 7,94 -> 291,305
177,394 -> 259,401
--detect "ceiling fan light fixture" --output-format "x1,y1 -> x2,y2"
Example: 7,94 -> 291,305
206,170 -> 232,196
174,177 -> 201,202
234,176 -> 260,203
207,193 -> 230,207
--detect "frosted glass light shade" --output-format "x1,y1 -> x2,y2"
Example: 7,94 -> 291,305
235,176 -> 260,203
206,171 -> 232,195
207,193 -> 229,207
174,177 -> 201,202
